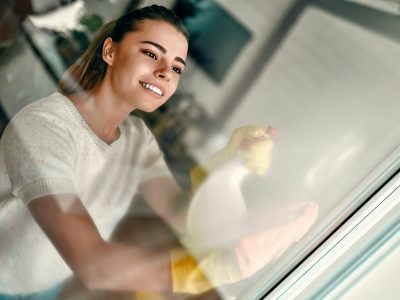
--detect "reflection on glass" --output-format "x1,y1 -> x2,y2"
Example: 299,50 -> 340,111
174,0 -> 252,83
0,0 -> 399,299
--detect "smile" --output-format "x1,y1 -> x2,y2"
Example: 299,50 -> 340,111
139,81 -> 164,96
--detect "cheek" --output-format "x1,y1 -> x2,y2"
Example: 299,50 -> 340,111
113,53 -> 141,77
111,69 -> 132,93
167,78 -> 180,95
169,84 -> 178,96
111,63 -> 140,92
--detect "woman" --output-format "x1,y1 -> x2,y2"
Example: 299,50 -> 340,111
0,4 -> 316,299
0,4 -> 190,298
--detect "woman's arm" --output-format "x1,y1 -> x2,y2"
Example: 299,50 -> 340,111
28,194 -> 173,292
138,177 -> 187,235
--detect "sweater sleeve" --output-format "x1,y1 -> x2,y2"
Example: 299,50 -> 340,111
137,119 -> 173,183
1,111 -> 77,204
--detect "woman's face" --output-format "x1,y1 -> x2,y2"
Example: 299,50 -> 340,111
105,19 -> 188,112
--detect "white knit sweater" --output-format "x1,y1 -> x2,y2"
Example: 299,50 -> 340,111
0,93 -> 172,293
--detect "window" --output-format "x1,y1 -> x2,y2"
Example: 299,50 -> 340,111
1,0 -> 398,299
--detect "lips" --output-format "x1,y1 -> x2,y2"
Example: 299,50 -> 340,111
139,81 -> 164,97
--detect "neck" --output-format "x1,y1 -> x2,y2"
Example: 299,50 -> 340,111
68,84 -> 133,144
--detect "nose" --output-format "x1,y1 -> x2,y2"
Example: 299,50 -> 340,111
154,63 -> 172,81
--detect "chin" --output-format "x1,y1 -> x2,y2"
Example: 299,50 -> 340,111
139,105 -> 160,113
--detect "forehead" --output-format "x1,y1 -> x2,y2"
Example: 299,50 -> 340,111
121,19 -> 188,59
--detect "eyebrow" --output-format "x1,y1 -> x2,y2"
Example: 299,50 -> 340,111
140,40 -> 186,66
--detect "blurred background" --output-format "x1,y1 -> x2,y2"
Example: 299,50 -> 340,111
1,0 -> 399,299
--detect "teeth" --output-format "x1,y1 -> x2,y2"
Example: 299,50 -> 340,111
141,82 -> 162,96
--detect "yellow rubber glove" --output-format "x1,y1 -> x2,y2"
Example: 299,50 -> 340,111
240,132 -> 273,176
170,248 -> 241,294
190,125 -> 276,191
134,291 -> 168,300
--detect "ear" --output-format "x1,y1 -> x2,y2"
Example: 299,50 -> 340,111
102,37 -> 115,66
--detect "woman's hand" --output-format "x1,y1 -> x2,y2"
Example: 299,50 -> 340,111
170,247 -> 241,294
235,202 -> 318,278
229,125 -> 276,175
201,125 -> 276,175
170,202 -> 318,293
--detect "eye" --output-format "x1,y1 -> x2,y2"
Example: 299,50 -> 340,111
172,66 -> 182,75
142,50 -> 158,60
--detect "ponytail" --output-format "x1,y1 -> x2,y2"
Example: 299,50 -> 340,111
58,21 -> 115,94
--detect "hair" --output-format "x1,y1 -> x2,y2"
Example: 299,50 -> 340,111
59,5 -> 189,94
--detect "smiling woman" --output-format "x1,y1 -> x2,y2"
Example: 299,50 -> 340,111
0,5 -> 191,299
99,20 -> 188,113
0,4 -> 280,300
60,8 -> 189,119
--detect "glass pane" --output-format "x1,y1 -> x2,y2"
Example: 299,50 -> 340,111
1,0 -> 399,299
171,1 -> 400,299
